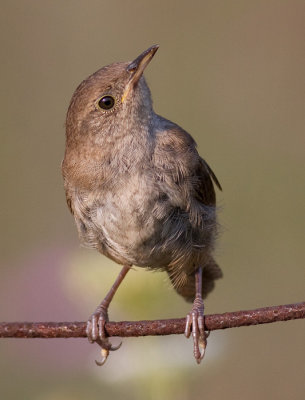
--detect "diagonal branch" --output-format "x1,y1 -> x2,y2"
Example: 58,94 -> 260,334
0,302 -> 304,339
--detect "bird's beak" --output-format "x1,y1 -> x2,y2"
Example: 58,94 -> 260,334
121,45 -> 159,103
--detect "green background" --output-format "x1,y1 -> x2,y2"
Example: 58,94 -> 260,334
1,1 -> 304,399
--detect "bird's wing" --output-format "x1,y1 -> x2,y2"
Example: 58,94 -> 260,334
153,118 -> 221,211
195,157 -> 222,207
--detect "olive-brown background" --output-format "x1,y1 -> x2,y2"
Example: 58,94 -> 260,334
1,1 -> 304,399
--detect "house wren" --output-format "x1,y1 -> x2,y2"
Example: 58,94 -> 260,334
62,45 -> 222,365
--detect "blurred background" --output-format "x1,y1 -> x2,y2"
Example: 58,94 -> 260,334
1,1 -> 304,399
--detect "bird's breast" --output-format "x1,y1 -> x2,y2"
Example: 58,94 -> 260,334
77,170 -> 165,265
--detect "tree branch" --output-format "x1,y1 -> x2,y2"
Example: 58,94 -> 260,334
0,302 -> 304,339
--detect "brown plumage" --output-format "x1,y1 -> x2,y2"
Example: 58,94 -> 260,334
62,45 -> 222,365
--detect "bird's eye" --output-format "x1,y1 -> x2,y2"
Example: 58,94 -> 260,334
97,95 -> 115,110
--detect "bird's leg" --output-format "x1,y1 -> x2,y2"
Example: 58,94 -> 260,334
86,264 -> 130,366
184,266 -> 207,364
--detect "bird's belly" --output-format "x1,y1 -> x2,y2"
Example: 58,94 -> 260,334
78,173 -> 215,269
90,177 -> 166,266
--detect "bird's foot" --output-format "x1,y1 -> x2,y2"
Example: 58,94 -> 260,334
86,307 -> 122,366
185,296 -> 208,364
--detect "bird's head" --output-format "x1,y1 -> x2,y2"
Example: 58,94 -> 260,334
66,45 -> 159,144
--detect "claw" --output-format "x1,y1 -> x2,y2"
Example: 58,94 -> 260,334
197,335 -> 207,363
109,341 -> 122,351
95,347 -> 109,367
87,310 -> 123,366
96,338 -> 122,352
86,265 -> 130,366
185,295 -> 208,364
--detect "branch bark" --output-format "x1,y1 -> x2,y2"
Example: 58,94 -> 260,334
0,302 -> 304,339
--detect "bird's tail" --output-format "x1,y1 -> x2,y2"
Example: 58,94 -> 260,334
167,259 -> 223,302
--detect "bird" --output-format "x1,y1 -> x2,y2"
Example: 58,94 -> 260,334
62,45 -> 222,365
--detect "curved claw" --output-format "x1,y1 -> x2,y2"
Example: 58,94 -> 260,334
95,336 -> 122,351
196,336 -> 207,364
95,347 -> 109,367
94,341 -> 122,366
185,297 -> 208,364
87,311 -> 123,366
109,341 -> 122,351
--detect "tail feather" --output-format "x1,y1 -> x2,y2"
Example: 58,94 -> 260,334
168,260 -> 223,302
